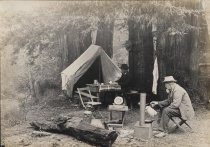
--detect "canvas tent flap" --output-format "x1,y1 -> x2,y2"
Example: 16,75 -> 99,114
100,49 -> 122,82
61,45 -> 122,97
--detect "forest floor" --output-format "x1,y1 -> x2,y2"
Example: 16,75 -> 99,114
1,90 -> 210,147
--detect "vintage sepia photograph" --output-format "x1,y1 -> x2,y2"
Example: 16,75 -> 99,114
1,0 -> 210,147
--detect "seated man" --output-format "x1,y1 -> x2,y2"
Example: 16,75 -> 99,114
150,76 -> 194,137
117,64 -> 132,105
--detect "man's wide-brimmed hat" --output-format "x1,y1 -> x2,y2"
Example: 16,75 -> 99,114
163,76 -> 177,83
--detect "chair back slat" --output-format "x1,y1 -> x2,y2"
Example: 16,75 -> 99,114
77,87 -> 100,109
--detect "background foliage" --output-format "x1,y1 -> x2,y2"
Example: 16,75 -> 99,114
1,0 -> 208,105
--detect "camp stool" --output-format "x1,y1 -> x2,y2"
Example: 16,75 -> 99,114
107,105 -> 129,128
169,116 -> 192,133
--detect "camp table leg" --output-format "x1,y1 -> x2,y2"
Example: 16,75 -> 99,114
109,111 -> 112,121
121,111 -> 126,127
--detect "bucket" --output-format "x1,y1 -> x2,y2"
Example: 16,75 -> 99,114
83,111 -> 92,123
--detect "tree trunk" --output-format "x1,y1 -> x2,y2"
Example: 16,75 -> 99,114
59,33 -> 69,71
34,80 -> 41,99
95,20 -> 114,57
27,65 -> 39,104
157,34 -> 167,100
128,21 -> 154,92
30,117 -> 118,147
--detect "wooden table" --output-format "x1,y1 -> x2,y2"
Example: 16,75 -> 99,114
86,84 -> 100,93
107,105 -> 129,128
86,84 -> 121,104
86,83 -> 121,93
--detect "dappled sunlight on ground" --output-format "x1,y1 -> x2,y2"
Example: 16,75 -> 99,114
1,94 -> 210,147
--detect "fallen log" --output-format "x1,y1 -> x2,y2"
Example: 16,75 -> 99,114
30,116 -> 118,147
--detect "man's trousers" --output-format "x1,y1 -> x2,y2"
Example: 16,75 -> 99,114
158,107 -> 181,132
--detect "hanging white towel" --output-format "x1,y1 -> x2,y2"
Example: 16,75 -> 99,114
152,57 -> 159,94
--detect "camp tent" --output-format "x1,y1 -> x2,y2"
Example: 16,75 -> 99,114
61,45 -> 122,97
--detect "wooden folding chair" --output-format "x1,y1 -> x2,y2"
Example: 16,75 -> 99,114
75,87 -> 101,109
170,116 -> 192,133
